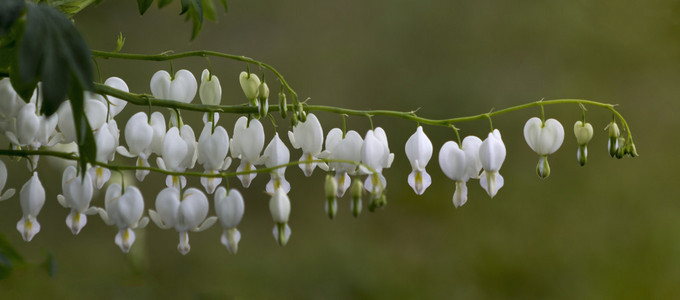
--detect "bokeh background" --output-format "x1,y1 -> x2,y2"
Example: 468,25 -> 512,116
1,0 -> 678,298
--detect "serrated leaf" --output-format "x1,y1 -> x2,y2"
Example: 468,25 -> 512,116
0,0 -> 24,36
158,0 -> 173,9
137,0 -> 154,15
202,0 -> 216,22
218,0 -> 227,12
17,3 -> 93,116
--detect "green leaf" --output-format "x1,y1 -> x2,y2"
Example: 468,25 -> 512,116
17,3 -> 93,116
137,0 -> 154,15
202,0 -> 216,22
68,81 -> 97,177
158,0 -> 173,9
218,0 -> 227,12
0,0 -> 24,36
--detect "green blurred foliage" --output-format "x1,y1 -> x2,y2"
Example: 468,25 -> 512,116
0,0 -> 678,298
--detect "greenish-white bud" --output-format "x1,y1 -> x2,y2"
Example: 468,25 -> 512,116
199,69 -> 222,106
257,82 -> 269,102
577,144 -> 588,166
239,71 -> 261,100
258,98 -> 269,119
629,143 -> 638,157
325,174 -> 337,201
573,121 -> 593,146
607,122 -> 620,157
350,179 -> 363,218
279,91 -> 288,119
615,137 -> 625,159
536,155 -> 550,178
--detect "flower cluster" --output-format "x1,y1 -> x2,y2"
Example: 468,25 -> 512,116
0,68 -> 637,255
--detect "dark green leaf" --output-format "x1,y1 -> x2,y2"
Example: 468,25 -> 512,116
202,0 -> 216,22
9,53 -> 36,102
137,0 -> 154,15
158,0 -> 174,9
17,3 -> 93,116
0,0 -> 24,36
180,0 -> 191,15
0,253 -> 13,280
218,0 -> 227,12
0,234 -> 24,264
42,250 -> 57,277
68,82 -> 97,177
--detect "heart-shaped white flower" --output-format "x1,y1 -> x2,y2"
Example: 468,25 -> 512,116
405,126 -> 433,195
150,69 -> 198,103
214,187 -> 245,254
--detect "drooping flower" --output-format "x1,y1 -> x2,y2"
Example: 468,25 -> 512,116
98,184 -> 149,253
261,133 -> 291,194
607,121 -> 620,158
288,113 -> 324,177
269,187 -> 291,246
438,136 -> 482,207
149,187 -> 217,255
56,98 -> 107,144
230,116 -> 265,188
96,77 -> 129,119
17,172 -> 45,242
150,69 -> 197,103
117,112 -> 154,181
479,129 -> 506,198
360,127 -> 394,195
574,121 -> 594,166
56,166 -> 97,234
214,187 -> 245,254
320,128 -> 363,197
157,125 -> 197,189
197,122 -> 231,194
239,71 -> 261,102
89,119 -> 120,189
199,69 -> 222,106
405,126 -> 433,195
523,117 -> 564,178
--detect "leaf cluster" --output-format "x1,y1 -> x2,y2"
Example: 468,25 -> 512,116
137,0 -> 228,40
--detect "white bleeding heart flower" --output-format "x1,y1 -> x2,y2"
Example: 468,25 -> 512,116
269,187 -> 291,247
405,126 -> 433,195
117,112 -> 155,181
56,166 -> 97,235
361,127 -> 394,195
320,128 -> 363,197
479,129 -> 506,198
150,69 -> 197,103
55,99 -> 107,144
261,133 -> 291,194
197,122 -> 231,194
98,184 -> 149,253
239,71 -> 261,101
99,77 -> 129,119
461,136 -> 483,180
230,117 -> 265,188
0,78 -> 25,121
17,172 -> 45,242
90,119 -> 120,189
158,125 -> 197,189
0,160 -> 15,202
148,187 -> 217,255
439,141 -> 471,207
199,69 -> 222,106
288,113 -> 324,177
524,117 -> 564,178
214,187 -> 245,254
13,103 -> 40,147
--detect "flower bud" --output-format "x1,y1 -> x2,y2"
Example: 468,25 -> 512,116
573,121 -> 593,146
615,137 -> 625,159
350,178 -> 363,218
607,122 -> 620,157
257,82 -> 269,103
278,91 -> 288,119
199,69 -> 222,106
239,71 -> 260,101
536,155 -> 550,179
577,144 -> 588,166
629,143 -> 638,157
325,174 -> 338,219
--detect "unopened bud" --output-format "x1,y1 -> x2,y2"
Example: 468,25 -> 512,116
536,155 -> 551,178
351,179 -> 363,218
629,143 -> 638,157
278,91 -> 287,119
297,104 -> 306,122
577,145 -> 588,166
258,98 -> 269,119
607,122 -> 620,158
573,121 -> 593,146
325,174 -> 337,201
257,82 -> 269,102
239,71 -> 261,100
615,137 -> 625,159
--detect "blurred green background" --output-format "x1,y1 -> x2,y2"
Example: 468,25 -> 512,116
0,0 -> 677,298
